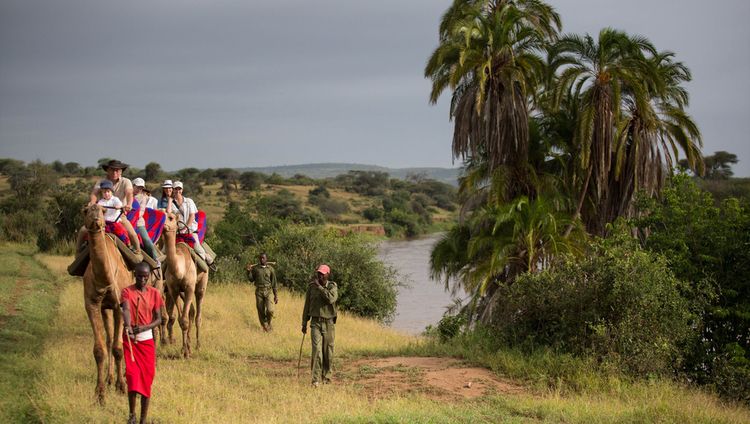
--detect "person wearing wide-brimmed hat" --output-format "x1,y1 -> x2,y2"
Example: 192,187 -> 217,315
301,264 -> 338,387
132,178 -> 160,267
75,159 -> 140,254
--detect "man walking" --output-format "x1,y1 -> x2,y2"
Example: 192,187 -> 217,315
246,253 -> 278,331
121,262 -> 164,424
301,264 -> 338,387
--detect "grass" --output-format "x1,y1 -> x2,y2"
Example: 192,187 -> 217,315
1,243 -> 749,423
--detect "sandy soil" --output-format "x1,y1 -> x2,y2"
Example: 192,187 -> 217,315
339,356 -> 525,401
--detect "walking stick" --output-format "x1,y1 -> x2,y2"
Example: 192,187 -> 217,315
297,332 -> 306,380
127,333 -> 135,362
134,298 -> 141,345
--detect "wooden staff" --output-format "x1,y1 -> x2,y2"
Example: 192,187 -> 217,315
134,297 -> 141,345
246,261 -> 277,270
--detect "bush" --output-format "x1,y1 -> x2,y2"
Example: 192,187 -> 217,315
362,206 -> 383,222
436,314 -> 466,342
249,225 -> 400,322
489,231 -> 693,376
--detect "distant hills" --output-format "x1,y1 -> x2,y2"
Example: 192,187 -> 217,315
236,163 -> 462,186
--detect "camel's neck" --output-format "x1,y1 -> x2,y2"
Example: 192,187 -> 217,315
88,230 -> 118,289
164,231 -> 186,279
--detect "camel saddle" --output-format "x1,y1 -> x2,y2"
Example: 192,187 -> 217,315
67,234 -> 145,277
160,242 -> 209,276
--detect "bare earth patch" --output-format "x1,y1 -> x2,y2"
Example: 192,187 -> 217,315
339,356 -> 526,401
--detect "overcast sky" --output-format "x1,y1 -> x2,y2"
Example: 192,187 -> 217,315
1,0 -> 748,175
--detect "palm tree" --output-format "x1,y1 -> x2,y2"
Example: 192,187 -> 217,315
603,51 -> 703,222
550,28 -> 655,233
425,0 -> 561,193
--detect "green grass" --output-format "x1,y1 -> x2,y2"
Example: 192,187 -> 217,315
0,243 -> 67,422
1,243 -> 748,423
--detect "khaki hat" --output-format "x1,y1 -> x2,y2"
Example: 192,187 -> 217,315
174,181 -> 184,189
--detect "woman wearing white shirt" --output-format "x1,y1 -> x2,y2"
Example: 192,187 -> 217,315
172,181 -> 212,265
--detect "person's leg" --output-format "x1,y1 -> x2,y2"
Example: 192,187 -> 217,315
191,233 -> 207,261
310,320 -> 324,385
264,292 -> 274,331
128,392 -> 137,424
255,290 -> 266,330
120,218 -> 141,254
322,320 -> 335,383
75,226 -> 87,252
136,225 -> 159,264
140,395 -> 150,424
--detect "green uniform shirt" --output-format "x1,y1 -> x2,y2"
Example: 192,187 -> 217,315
302,281 -> 338,325
248,265 -> 277,291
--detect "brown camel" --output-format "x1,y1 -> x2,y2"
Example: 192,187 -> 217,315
162,212 -> 208,358
81,204 -> 131,404
148,267 -> 168,346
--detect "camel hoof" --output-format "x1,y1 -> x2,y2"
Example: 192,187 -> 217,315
116,380 -> 127,394
96,387 -> 106,406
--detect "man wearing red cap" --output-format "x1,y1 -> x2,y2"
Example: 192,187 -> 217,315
301,264 -> 338,387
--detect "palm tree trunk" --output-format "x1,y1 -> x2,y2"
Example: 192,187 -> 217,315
564,164 -> 592,237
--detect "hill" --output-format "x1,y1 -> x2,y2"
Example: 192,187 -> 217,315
237,163 -> 462,186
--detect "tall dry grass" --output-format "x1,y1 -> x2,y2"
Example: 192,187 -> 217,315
1,248 -> 746,423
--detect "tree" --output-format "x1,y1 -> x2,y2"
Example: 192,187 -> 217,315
240,171 -> 264,191
215,168 -> 240,190
425,0 -> 560,195
703,151 -> 739,179
144,162 -> 162,182
63,162 -> 81,175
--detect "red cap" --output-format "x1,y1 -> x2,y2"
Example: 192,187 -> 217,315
316,264 -> 330,275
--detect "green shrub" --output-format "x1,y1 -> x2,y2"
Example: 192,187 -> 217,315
362,207 -> 383,222
249,225 -> 400,322
489,231 -> 693,376
436,314 -> 465,342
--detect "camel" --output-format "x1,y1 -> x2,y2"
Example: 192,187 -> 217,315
81,204 -> 132,404
162,212 -> 208,358
148,267 -> 168,346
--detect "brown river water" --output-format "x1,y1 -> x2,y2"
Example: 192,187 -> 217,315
378,234 -> 467,334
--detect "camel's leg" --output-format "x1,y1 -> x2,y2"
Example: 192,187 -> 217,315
165,286 -> 177,344
86,304 -> 107,405
194,272 -> 208,351
112,305 -> 126,394
101,309 -> 114,387
180,289 -> 195,359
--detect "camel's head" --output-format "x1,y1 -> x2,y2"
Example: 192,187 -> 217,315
83,204 -> 105,233
163,211 -> 178,234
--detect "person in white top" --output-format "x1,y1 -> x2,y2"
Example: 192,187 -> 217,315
97,180 -> 123,222
172,181 -> 213,266
132,177 -> 161,267
76,159 -> 140,254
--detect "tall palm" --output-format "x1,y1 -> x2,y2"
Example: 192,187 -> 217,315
604,51 -> 703,221
425,0 -> 561,191
550,28 -> 656,233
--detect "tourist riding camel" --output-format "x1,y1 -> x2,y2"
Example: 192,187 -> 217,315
75,159 -> 140,255
161,211 -> 208,359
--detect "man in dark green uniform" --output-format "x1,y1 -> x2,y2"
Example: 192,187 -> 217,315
301,264 -> 338,387
246,253 -> 278,332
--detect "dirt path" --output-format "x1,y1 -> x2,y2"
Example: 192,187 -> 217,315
339,356 -> 526,401
240,355 -> 525,402
0,257 -> 30,328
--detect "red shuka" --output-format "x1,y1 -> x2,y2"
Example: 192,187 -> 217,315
121,285 -> 164,397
